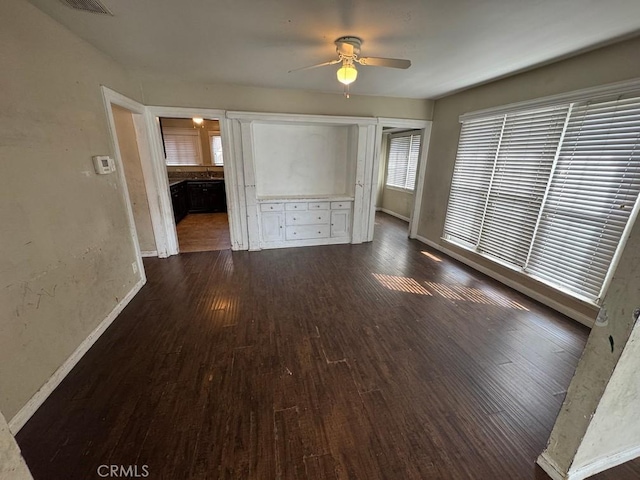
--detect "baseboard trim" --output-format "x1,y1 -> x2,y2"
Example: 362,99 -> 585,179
141,250 -> 158,257
8,277 -> 146,434
380,208 -> 410,222
568,445 -> 640,480
537,452 -> 567,480
414,235 -> 595,328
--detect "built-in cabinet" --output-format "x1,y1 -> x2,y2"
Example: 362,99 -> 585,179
259,199 -> 352,248
170,182 -> 189,224
187,181 -> 226,213
170,179 -> 226,224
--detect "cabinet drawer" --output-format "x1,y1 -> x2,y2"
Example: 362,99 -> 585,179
331,201 -> 351,210
286,225 -> 330,240
260,203 -> 284,212
286,211 -> 330,226
285,202 -> 308,211
308,202 -> 330,210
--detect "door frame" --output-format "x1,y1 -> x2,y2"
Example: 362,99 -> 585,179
101,87 -> 157,278
146,106 -> 246,255
370,118 -> 433,240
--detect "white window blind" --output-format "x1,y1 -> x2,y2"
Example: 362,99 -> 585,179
443,92 -> 640,303
526,95 -> 640,301
209,133 -> 224,166
478,106 -> 570,267
163,127 -> 203,165
386,132 -> 422,191
443,116 -> 504,246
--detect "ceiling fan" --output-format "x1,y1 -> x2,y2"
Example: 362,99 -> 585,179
289,36 -> 411,97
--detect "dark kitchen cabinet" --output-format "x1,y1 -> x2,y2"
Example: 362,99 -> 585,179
170,181 -> 188,224
187,181 -> 227,214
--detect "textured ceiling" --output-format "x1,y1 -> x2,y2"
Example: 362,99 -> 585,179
29,0 -> 640,98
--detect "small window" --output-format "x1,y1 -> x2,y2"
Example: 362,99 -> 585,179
163,127 -> 203,165
386,131 -> 421,191
209,132 -> 224,166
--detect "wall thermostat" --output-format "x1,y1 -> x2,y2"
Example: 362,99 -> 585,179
93,155 -> 116,175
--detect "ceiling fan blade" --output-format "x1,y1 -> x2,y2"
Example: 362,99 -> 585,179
288,59 -> 340,73
357,57 -> 411,69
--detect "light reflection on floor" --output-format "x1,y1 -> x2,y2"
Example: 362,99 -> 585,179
373,274 -> 528,310
372,273 -> 433,295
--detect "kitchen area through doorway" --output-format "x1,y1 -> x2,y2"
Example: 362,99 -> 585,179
161,117 -> 230,252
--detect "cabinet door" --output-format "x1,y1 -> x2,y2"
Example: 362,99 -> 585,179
331,210 -> 350,238
217,182 -> 227,212
208,182 -> 227,212
188,184 -> 207,212
261,212 -> 284,243
171,188 -> 181,223
178,184 -> 188,220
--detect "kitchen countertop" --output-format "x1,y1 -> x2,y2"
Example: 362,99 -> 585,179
169,178 -> 224,187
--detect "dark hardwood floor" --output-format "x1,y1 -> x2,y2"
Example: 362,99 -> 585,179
16,213 -> 640,479
177,213 -> 231,252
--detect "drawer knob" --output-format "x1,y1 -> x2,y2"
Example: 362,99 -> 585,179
293,232 -> 297,235
270,206 -> 273,209
293,217 -> 296,221
318,231 -> 321,234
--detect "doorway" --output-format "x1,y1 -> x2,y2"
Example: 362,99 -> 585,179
159,116 -> 230,252
370,119 -> 432,241
111,104 -> 158,256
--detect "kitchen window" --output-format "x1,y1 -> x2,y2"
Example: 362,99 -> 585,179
386,131 -> 421,191
163,127 -> 203,165
443,91 -> 640,303
209,132 -> 224,166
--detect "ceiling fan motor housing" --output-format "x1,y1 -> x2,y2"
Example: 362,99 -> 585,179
336,36 -> 362,57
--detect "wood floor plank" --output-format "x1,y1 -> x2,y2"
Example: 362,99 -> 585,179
15,213 -> 640,479
177,213 -> 232,253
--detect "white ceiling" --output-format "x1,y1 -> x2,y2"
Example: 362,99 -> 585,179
29,0 -> 640,99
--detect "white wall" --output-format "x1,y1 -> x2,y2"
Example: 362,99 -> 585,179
0,0 -> 141,423
572,325 -> 640,471
418,35 -> 640,321
253,123 -> 352,198
0,411 -> 32,480
381,188 -> 413,220
136,72 -> 434,120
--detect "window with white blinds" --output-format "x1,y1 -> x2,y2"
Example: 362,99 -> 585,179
443,92 -> 640,303
386,131 -> 422,191
209,133 -> 224,166
163,127 -> 203,165
478,106 -> 570,267
443,116 -> 503,246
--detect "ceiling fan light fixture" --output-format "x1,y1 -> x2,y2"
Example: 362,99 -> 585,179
337,64 -> 358,85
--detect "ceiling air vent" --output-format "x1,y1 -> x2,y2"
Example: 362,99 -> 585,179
59,0 -> 113,15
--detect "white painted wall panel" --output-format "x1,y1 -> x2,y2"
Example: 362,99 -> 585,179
253,123 -> 351,198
